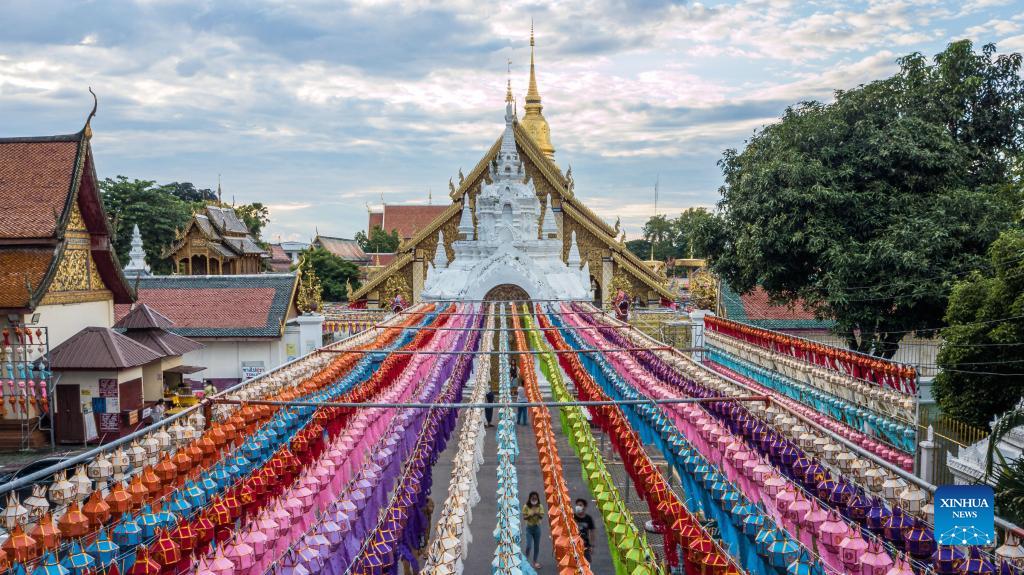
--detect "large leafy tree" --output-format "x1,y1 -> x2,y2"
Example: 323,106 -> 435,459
355,225 -> 401,253
100,176 -> 192,275
701,40 -> 1024,357
301,247 -> 361,302
934,228 -> 1024,428
234,202 -> 270,241
160,181 -> 216,203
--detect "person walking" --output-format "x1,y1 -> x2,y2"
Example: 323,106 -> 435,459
522,491 -> 545,569
516,383 -> 528,426
485,387 -> 495,428
573,498 -> 596,562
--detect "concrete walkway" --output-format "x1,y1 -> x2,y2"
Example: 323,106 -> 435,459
426,383 -> 615,574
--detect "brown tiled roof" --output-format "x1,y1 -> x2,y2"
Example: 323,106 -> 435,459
123,328 -> 204,357
114,303 -> 174,330
313,236 -> 368,262
50,326 -> 163,370
0,248 -> 57,309
267,244 -> 292,272
113,274 -> 297,338
0,136 -> 81,239
206,205 -> 250,235
378,205 -> 448,240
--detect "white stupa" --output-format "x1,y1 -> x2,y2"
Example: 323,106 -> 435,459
124,224 -> 150,277
421,88 -> 592,301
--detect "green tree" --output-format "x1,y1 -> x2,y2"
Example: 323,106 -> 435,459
160,181 -> 216,203
934,228 -> 1024,428
301,247 -> 361,302
355,225 -> 401,253
672,207 -> 716,259
625,239 -> 651,261
641,215 -> 674,260
234,202 -> 270,240
705,40 -> 1024,357
99,176 -> 192,275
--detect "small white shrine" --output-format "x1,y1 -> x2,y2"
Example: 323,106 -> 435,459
421,93 -> 592,302
124,224 -> 150,277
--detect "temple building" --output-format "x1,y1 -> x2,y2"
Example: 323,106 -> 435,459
0,111 -> 135,348
421,87 -> 590,301
165,204 -> 267,274
351,32 -> 671,307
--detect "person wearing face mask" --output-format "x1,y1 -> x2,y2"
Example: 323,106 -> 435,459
522,491 -> 545,568
573,498 -> 596,562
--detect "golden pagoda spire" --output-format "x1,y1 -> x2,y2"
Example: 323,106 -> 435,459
520,20 -> 555,161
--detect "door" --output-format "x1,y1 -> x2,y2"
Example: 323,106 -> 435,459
56,385 -> 83,444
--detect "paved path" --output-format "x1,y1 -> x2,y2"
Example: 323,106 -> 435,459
426,380 -> 615,574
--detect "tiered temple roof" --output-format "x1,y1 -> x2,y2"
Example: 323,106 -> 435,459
0,120 -> 134,313
165,205 -> 267,275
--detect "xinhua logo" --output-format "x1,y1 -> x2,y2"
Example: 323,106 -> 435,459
935,485 -> 995,546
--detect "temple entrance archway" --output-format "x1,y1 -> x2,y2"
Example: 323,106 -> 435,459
484,284 -> 530,301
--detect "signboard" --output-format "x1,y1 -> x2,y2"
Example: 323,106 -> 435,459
99,413 -> 120,433
241,361 -> 266,381
286,343 -> 298,361
84,413 -> 97,442
127,410 -> 139,425
99,378 -> 118,398
106,398 -> 120,413
142,407 -> 152,419
936,485 -> 995,546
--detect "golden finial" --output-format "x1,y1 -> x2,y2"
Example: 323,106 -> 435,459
506,58 -> 514,104
83,87 -> 98,140
521,22 -> 555,160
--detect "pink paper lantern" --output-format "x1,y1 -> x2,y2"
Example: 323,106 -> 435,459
860,539 -> 894,575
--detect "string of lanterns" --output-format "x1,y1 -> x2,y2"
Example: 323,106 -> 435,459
421,312 -> 495,574
704,318 -> 917,395
514,309 -> 662,574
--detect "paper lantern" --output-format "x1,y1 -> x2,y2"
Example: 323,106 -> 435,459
903,524 -> 935,559
48,471 -> 76,506
112,512 -> 142,548
860,539 -> 894,575
2,493 -> 29,530
83,489 -> 112,528
997,534 -> 1024,567
61,539 -> 95,575
126,546 -> 161,575
87,527 -> 120,568
29,512 -> 60,552
57,502 -> 89,538
30,550 -> 68,575
819,510 -> 848,553
106,481 -> 133,515
962,546 -> 997,575
2,524 -> 37,563
23,485 -> 49,524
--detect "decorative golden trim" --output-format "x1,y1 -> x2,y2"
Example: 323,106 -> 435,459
40,289 -> 112,306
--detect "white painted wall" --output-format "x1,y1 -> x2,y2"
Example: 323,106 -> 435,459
21,299 -> 115,348
181,338 -> 287,381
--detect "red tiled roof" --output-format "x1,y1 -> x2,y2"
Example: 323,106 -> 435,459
0,131 -> 135,312
364,252 -> 397,266
51,326 -> 163,370
377,205 -> 447,240
120,287 -> 276,329
739,287 -> 819,321
368,212 -> 383,233
0,248 -> 56,309
0,137 -> 80,239
267,244 -> 292,272
112,274 -> 297,338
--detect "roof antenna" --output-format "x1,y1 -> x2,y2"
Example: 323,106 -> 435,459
84,87 -> 98,139
217,174 -> 222,204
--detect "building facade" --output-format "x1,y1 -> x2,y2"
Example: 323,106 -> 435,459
165,205 -> 267,275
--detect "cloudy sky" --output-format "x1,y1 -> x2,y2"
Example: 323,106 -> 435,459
1,0 -> 1021,242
